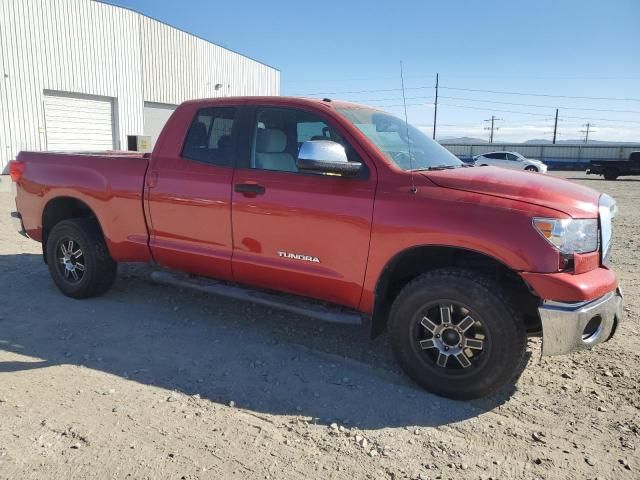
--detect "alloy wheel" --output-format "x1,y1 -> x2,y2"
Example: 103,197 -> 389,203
415,303 -> 488,370
56,238 -> 85,283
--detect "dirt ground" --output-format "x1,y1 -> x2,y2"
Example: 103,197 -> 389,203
0,171 -> 638,480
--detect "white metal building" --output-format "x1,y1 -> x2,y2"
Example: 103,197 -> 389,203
0,0 -> 281,173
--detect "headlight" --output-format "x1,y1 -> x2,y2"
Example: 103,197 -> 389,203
533,218 -> 598,254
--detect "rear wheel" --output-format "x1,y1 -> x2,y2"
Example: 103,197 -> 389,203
604,168 -> 619,180
388,269 -> 527,400
46,218 -> 117,298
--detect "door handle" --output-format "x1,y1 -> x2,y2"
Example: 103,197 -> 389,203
234,183 -> 266,196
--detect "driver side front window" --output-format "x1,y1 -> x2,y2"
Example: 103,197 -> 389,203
250,107 -> 361,173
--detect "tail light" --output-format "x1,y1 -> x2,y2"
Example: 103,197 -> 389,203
9,160 -> 25,182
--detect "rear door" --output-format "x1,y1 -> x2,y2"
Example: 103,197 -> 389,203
145,104 -> 239,280
231,105 -> 377,308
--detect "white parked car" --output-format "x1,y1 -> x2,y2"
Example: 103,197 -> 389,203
473,151 -> 548,173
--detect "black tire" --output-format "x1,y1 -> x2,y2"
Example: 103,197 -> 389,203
388,268 -> 527,400
525,166 -> 538,172
46,218 -> 117,299
604,168 -> 619,180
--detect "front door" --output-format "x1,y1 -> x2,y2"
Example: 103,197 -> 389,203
505,152 -> 523,169
231,106 -> 377,308
146,105 -> 238,280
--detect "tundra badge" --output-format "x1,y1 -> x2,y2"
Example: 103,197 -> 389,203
277,251 -> 320,263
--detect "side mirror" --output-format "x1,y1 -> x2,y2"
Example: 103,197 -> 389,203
296,140 -> 362,176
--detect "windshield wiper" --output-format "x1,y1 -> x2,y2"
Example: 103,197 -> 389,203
412,165 -> 461,171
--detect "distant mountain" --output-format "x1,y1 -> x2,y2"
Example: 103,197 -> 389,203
525,139 -> 640,145
437,136 -> 488,144
438,137 -> 640,145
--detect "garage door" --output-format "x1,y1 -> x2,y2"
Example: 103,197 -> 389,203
43,92 -> 115,151
144,102 -> 177,148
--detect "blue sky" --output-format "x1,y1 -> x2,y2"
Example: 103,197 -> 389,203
108,0 -> 640,142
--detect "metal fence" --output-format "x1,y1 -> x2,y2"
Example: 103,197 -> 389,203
440,143 -> 640,169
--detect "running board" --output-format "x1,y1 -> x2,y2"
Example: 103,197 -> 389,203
150,270 -> 365,326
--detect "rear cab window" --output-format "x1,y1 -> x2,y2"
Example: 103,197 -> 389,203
182,107 -> 237,166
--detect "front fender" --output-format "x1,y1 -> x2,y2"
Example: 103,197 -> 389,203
359,182 -> 565,313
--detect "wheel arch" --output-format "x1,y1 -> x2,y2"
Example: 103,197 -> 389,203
41,196 -> 106,263
371,245 -> 541,338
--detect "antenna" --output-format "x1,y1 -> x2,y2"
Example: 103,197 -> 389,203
400,61 -> 417,194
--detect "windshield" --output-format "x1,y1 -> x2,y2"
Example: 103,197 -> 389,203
336,106 -> 463,170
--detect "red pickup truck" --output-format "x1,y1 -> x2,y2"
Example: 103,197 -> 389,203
10,97 -> 623,399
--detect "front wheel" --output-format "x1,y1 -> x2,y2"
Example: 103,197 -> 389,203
46,218 -> 117,299
388,269 -> 527,400
525,166 -> 538,172
604,168 -> 619,180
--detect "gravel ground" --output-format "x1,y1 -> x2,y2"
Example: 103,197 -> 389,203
0,171 -> 638,480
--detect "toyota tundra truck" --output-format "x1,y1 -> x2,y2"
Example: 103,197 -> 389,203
9,97 -> 623,399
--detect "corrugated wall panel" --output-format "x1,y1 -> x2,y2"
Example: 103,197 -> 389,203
0,0 -> 279,172
140,15 -> 279,105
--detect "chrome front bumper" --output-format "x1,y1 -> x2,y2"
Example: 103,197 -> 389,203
539,289 -> 623,356
11,211 -> 28,238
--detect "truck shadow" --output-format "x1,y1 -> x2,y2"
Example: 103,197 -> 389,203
0,254 -> 517,429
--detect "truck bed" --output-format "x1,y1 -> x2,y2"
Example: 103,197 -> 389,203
14,150 -> 152,262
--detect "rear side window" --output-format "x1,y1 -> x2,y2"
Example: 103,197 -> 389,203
182,107 -> 236,166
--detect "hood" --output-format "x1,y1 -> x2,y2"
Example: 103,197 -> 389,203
423,166 -> 599,217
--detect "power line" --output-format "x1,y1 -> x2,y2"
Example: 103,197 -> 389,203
293,84 -> 640,102
361,95 -> 434,104
438,95 -> 640,114
362,95 -> 640,118
294,86 -> 425,96
439,86 -> 640,102
352,100 -> 640,128
339,101 -> 640,131
338,93 -> 640,115
284,74 -> 640,85
436,103 -> 640,124
438,103 -> 554,119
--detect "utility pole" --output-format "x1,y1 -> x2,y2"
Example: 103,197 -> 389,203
484,116 -> 502,143
432,73 -> 439,140
580,123 -> 595,144
552,108 -> 558,144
